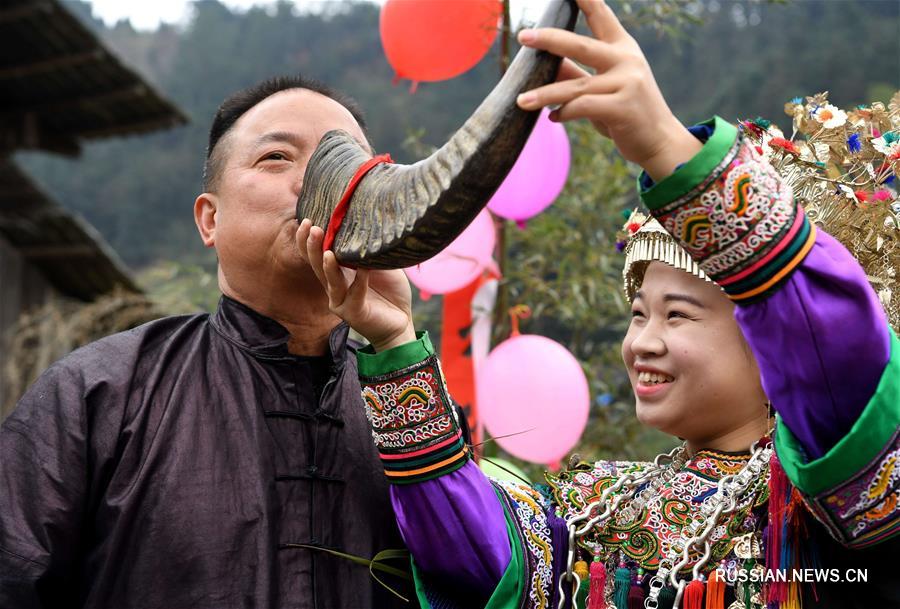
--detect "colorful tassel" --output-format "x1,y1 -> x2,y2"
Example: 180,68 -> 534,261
683,579 -> 705,609
782,579 -> 801,609
781,487 -> 817,608
587,558 -> 606,609
659,585 -> 676,609
576,574 -> 591,609
570,560 -> 591,608
613,563 -> 631,609
768,446 -> 822,609
779,493 -> 802,607
627,568 -> 645,609
766,452 -> 790,604
742,564 -> 754,609
704,568 -> 725,609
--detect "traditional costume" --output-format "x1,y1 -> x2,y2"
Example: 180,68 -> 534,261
352,100 -> 900,609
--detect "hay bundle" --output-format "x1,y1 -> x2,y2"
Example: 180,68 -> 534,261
2,290 -> 160,417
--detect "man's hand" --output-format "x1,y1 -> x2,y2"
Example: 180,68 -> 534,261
515,0 -> 702,181
296,219 -> 416,352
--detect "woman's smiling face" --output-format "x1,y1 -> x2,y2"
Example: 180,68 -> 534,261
622,262 -> 768,450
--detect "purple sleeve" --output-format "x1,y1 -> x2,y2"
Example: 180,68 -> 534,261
736,230 -> 892,459
390,460 -> 512,596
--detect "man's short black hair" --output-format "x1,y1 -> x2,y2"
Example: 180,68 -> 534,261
202,75 -> 368,191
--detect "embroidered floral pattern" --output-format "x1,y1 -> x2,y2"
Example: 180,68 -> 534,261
547,451 -> 770,573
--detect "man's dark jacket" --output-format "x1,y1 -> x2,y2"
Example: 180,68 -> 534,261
0,296 -> 414,609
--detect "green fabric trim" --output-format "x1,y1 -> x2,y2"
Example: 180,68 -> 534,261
357,331 -> 434,377
410,486 -> 525,608
640,116 -> 738,211
775,328 -> 900,497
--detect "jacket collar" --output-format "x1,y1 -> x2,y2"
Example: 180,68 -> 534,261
211,295 -> 350,364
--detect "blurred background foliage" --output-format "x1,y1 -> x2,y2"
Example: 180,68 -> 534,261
13,0 -> 899,464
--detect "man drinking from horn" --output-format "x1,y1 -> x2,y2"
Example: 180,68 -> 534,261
0,2 -> 581,606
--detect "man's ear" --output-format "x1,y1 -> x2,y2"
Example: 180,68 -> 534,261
194,193 -> 218,247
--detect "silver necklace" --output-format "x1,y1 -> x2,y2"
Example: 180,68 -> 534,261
557,438 -> 773,609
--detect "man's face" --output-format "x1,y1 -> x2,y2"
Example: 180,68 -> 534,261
200,89 -> 368,290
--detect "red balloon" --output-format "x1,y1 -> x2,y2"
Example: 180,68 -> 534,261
380,0 -> 502,85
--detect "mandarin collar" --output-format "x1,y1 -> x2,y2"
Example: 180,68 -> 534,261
211,295 -> 350,364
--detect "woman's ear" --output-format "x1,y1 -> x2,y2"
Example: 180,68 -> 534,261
194,193 -> 218,248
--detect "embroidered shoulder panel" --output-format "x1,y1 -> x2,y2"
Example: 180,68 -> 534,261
546,452 -> 769,573
804,428 -> 900,548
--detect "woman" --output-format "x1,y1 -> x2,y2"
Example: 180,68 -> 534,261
296,1 -> 899,607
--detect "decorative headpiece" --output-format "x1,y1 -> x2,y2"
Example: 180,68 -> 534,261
743,92 -> 899,332
618,210 -> 713,303
619,92 -> 900,333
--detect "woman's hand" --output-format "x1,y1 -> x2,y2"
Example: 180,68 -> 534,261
516,0 -> 701,180
296,219 -> 416,352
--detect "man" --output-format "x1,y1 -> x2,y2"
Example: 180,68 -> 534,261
0,76 -> 413,609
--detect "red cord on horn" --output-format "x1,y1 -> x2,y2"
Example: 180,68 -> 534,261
322,153 -> 393,254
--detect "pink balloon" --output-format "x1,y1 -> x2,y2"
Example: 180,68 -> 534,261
478,334 -> 589,464
404,209 -> 495,296
487,108 -> 571,222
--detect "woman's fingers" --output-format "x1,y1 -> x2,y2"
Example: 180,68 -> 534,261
576,0 -> 629,42
557,58 -> 591,82
302,221 -> 378,320
322,250 -> 353,308
553,93 -> 621,123
296,218 -> 312,263
345,269 -> 371,312
518,73 -> 620,111
518,28 -> 617,73
303,223 -> 329,287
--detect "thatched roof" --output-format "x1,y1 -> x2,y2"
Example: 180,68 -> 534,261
0,0 -> 187,157
0,158 -> 138,300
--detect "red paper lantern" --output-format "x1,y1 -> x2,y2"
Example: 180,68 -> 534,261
380,0 -> 502,86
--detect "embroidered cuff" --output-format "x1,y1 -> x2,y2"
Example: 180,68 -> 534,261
775,329 -> 900,547
358,332 -> 469,485
640,116 -> 816,304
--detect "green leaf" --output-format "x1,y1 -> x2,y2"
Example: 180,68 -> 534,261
280,544 -> 412,602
